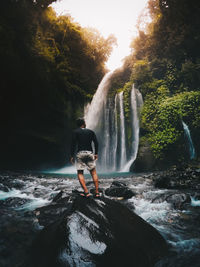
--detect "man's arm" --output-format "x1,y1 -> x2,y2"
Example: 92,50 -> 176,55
92,131 -> 98,159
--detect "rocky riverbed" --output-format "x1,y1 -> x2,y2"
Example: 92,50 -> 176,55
0,167 -> 200,266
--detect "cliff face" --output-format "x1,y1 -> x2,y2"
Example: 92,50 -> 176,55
0,1 -> 116,170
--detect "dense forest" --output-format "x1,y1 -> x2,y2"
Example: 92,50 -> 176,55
111,0 -> 200,169
0,0 -> 115,169
1,0 -> 200,171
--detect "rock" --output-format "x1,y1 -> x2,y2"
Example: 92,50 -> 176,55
0,183 -> 9,192
0,209 -> 37,267
22,196 -> 168,267
0,198 -> 31,209
152,193 -> 190,209
132,140 -> 156,172
34,197 -> 71,227
52,191 -> 63,203
105,181 -> 135,199
112,181 -> 127,187
153,168 -> 200,190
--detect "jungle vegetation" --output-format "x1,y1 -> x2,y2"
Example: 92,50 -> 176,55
0,0 -> 115,169
111,0 -> 200,165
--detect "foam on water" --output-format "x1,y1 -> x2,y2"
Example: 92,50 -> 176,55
0,188 -> 50,211
190,196 -> 200,207
16,198 -> 50,211
131,197 -> 172,225
0,189 -> 29,200
169,238 -> 200,252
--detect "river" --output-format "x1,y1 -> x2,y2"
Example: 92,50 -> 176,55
0,170 -> 200,266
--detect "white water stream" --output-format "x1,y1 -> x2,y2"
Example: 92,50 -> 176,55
1,173 -> 200,266
182,121 -> 196,160
85,72 -> 143,172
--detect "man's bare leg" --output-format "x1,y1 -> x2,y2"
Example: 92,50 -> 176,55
90,168 -> 99,195
77,170 -> 89,195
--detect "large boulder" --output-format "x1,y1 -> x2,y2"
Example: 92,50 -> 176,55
132,140 -> 156,172
22,195 -> 168,267
153,167 -> 200,190
105,181 -> 135,199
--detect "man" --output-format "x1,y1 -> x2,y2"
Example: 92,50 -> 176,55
70,118 -> 100,198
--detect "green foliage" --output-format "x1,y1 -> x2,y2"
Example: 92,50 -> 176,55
141,91 -> 200,159
113,0 -> 200,164
0,0 -> 115,168
123,82 -> 132,123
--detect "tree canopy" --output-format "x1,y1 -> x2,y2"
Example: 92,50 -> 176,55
0,0 -> 115,169
110,0 -> 200,166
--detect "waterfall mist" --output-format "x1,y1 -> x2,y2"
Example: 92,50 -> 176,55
85,73 -> 143,172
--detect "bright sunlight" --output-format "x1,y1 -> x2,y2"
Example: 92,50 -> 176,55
51,0 -> 149,70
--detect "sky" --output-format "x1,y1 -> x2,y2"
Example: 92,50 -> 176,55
51,0 -> 149,70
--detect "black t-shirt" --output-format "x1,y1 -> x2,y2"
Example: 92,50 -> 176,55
70,127 -> 98,157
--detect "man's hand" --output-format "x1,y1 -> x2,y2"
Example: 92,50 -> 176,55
70,157 -> 74,164
94,154 -> 98,160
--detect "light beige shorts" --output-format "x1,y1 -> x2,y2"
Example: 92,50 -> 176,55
76,151 -> 96,171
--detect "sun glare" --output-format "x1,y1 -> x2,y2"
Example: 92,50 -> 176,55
51,0 -> 149,70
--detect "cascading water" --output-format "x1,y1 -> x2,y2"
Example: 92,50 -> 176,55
118,91 -> 127,169
85,71 -> 117,172
85,72 -> 143,172
84,71 -> 114,129
121,85 -> 143,172
182,121 -> 196,160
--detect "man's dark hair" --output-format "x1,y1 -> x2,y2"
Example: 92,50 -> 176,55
76,118 -> 85,127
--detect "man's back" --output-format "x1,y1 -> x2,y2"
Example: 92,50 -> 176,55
70,118 -> 100,198
71,127 -> 98,156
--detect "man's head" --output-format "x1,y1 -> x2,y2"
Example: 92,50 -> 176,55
76,118 -> 86,128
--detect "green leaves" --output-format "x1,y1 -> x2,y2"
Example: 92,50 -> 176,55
141,90 -> 200,159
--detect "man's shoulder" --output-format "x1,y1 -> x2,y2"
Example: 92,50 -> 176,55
85,128 -> 95,135
73,127 -> 95,135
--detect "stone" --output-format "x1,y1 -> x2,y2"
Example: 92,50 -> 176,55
105,181 -> 135,199
52,191 -> 63,203
22,196 -> 168,267
0,197 -> 30,209
132,140 -> 156,172
0,184 -> 9,192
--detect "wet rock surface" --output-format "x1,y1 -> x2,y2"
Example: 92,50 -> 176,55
0,197 -> 31,208
105,181 -> 135,199
152,167 -> 200,190
23,195 -> 167,267
0,169 -> 200,267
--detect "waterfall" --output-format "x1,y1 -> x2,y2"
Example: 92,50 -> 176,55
85,71 -> 114,130
112,94 -> 118,171
118,92 -> 127,170
182,121 -> 196,160
85,72 -> 143,172
85,72 -> 116,172
121,85 -> 143,172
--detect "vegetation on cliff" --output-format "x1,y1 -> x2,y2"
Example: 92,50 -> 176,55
0,0 -> 115,169
110,0 -> 200,166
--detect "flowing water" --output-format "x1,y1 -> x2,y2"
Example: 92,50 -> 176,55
121,85 -> 143,172
84,72 -> 143,173
0,172 -> 200,266
118,91 -> 127,169
182,121 -> 196,160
